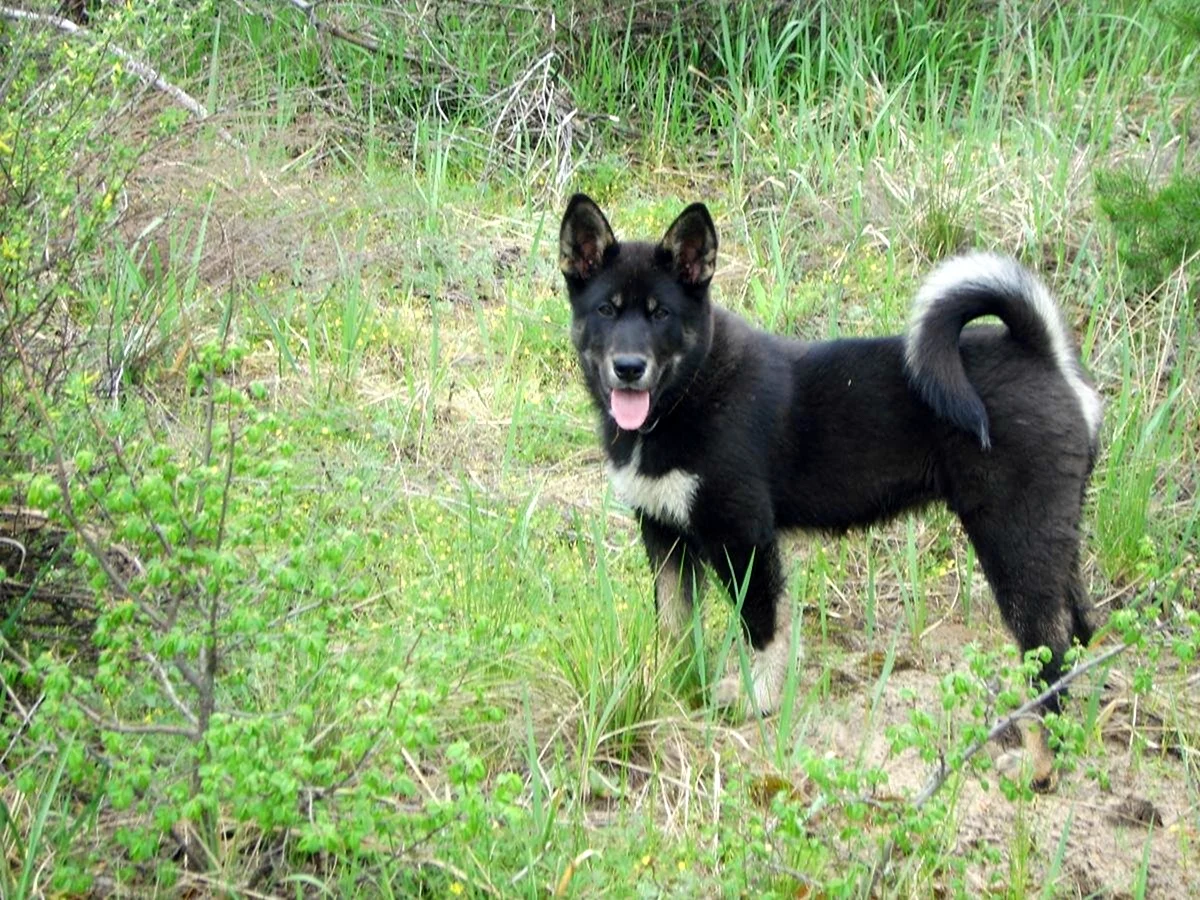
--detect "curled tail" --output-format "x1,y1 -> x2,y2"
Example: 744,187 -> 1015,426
904,253 -> 1103,450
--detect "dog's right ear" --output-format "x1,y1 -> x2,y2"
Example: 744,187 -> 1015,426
559,194 -> 617,283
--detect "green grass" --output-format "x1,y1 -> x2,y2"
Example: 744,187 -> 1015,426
2,1 -> 1199,896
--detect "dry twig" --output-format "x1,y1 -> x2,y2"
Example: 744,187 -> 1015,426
862,627 -> 1168,893
0,4 -> 240,147
278,0 -> 390,55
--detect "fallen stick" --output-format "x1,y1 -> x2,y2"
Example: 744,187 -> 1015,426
863,627 -> 1164,894
0,4 -> 240,147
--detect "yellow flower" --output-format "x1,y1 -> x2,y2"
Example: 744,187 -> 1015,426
449,882 -> 464,895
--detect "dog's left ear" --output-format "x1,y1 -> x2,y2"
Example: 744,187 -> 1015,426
559,194 -> 617,283
657,203 -> 718,289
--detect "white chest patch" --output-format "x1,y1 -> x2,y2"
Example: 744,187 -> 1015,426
606,440 -> 700,530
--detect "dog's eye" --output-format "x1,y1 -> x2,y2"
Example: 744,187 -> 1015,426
651,306 -> 670,322
597,302 -> 617,318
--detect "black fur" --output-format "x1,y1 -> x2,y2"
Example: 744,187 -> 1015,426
559,194 -> 1100,716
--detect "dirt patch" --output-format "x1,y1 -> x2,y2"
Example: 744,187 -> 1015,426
789,625 -> 1200,898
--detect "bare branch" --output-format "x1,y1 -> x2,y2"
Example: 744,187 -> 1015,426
864,629 -> 1166,892
277,0 -> 390,55
0,4 -> 240,147
77,700 -> 199,739
0,632 -> 198,740
142,649 -> 201,729
911,638 -> 1137,807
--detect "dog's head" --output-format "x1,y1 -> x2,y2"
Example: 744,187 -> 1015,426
558,194 -> 717,432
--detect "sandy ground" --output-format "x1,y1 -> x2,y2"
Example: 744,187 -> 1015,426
788,615 -> 1200,898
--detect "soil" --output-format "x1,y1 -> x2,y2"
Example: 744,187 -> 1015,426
784,613 -> 1200,898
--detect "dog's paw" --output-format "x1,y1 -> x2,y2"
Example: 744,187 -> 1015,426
995,749 -> 1027,779
712,630 -> 797,720
712,671 -> 779,719
712,673 -> 746,712
1032,768 -> 1059,794
995,740 -> 1059,794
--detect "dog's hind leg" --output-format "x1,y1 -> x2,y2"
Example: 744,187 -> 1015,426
977,558 -> 1072,791
641,518 -> 704,650
962,507 -> 1088,791
1067,559 -> 1095,648
710,542 -> 800,717
960,478 -> 1093,690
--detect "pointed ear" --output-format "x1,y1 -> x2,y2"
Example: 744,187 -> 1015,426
559,194 -> 617,282
657,202 -> 718,288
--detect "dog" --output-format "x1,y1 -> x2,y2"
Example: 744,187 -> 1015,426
558,194 -> 1102,785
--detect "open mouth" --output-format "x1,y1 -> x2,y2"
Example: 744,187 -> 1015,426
610,388 -> 651,431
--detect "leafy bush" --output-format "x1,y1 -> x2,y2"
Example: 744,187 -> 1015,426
1095,169 -> 1200,295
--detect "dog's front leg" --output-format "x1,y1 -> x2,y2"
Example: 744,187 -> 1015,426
640,518 -> 703,650
711,542 -> 800,718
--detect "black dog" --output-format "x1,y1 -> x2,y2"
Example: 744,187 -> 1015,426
559,195 -> 1101,782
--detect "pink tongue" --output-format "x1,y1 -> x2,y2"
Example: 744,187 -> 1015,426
610,389 -> 651,431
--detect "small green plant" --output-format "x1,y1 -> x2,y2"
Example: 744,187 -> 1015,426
546,514 -> 661,768
918,197 -> 975,259
0,742 -> 72,900
1096,169 -> 1200,295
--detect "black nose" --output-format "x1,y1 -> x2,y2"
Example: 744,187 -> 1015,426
612,355 -> 647,384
